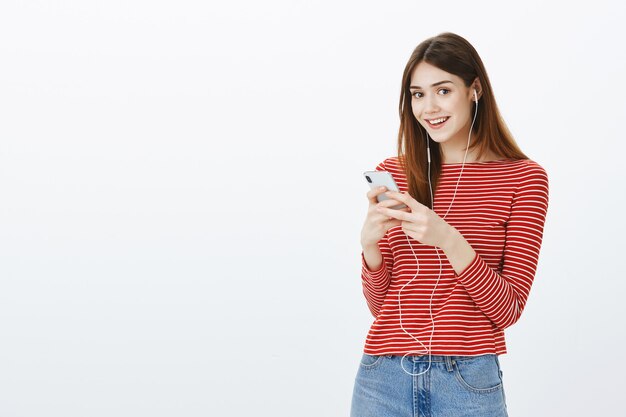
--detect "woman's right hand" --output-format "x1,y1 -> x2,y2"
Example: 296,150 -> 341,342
360,186 -> 411,247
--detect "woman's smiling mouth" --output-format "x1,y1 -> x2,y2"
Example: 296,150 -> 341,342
425,116 -> 450,129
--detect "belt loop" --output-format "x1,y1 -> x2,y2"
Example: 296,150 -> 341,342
445,356 -> 454,372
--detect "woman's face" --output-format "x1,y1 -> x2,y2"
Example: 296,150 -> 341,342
410,61 -> 478,148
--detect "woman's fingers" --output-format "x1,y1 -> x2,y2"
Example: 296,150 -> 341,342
377,205 -> 412,220
376,198 -> 406,208
367,186 -> 388,205
386,218 -> 403,227
381,190 -> 428,213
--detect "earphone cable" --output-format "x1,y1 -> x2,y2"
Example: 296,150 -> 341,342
398,92 -> 479,376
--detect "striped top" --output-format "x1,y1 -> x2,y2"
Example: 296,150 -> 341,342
360,156 -> 549,356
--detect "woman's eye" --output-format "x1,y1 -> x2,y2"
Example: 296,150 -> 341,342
411,88 -> 450,99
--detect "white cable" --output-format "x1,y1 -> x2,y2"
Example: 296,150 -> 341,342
398,93 -> 479,376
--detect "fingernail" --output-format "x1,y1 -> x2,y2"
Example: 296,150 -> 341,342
379,186 -> 385,190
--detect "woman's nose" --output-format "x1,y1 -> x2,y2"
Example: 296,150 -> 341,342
424,95 -> 440,113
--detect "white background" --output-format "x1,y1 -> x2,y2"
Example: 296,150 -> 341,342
0,1 -> 624,416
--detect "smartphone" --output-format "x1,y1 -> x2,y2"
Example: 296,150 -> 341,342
363,170 -> 408,210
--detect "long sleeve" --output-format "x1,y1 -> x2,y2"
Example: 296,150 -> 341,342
360,159 -> 394,318
454,162 -> 549,330
361,232 -> 394,318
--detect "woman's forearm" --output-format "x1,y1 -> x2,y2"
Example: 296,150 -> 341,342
362,243 -> 384,272
441,226 -> 476,275
362,226 -> 474,275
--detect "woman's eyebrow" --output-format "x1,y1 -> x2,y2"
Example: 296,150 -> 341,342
410,80 -> 454,89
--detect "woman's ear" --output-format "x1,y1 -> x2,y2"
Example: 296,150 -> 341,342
472,78 -> 483,101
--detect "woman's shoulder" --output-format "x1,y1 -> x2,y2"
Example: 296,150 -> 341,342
504,159 -> 549,200
511,158 -> 548,180
375,155 -> 402,171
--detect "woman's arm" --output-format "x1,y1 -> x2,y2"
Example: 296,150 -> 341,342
360,159 -> 395,318
362,243 -> 384,272
361,235 -> 393,318
440,227 -> 476,275
441,163 -> 550,330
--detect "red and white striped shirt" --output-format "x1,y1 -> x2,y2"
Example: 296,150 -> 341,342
360,156 -> 549,356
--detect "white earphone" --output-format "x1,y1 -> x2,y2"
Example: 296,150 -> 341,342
397,88 -> 479,376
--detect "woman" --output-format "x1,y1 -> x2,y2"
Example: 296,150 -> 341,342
350,32 -> 549,417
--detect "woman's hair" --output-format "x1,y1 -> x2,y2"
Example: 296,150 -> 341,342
397,32 -> 528,208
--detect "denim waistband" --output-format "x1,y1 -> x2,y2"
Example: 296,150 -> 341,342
381,353 -> 495,363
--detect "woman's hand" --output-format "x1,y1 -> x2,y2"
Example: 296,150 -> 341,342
375,190 -> 456,249
361,186 -> 411,248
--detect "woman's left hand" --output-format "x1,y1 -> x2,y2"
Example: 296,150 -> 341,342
376,190 -> 456,249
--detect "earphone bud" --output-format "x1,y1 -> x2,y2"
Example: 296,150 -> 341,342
474,89 -> 478,103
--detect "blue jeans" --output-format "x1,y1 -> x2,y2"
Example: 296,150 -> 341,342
350,353 -> 508,417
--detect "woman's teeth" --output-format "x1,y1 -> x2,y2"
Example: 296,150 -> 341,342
427,116 -> 449,128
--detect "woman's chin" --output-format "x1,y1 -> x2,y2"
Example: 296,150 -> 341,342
420,125 -> 453,143
426,133 -> 450,143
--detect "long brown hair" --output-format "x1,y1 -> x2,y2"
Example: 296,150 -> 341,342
397,32 -> 528,208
